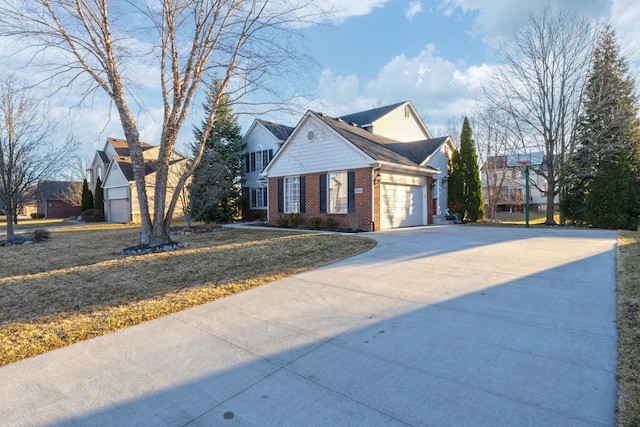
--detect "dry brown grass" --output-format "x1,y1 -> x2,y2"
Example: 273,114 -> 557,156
617,231 -> 640,426
0,228 -> 376,366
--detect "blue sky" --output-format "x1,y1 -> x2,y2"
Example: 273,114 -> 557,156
1,0 -> 638,158
284,0 -> 637,137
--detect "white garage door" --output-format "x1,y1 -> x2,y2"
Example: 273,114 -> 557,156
108,199 -> 130,223
380,183 -> 425,229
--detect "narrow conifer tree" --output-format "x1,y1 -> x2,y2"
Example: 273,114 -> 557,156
81,178 -> 93,212
94,176 -> 104,220
459,117 -> 485,221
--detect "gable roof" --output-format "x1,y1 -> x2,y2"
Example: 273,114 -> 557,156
313,112 -> 439,172
338,101 -> 407,127
257,119 -> 295,141
107,137 -> 155,157
36,181 -> 78,200
111,156 -> 187,182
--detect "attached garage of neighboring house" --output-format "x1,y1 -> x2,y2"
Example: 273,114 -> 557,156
108,198 -> 130,223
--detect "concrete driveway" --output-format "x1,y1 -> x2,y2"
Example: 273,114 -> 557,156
0,226 -> 617,426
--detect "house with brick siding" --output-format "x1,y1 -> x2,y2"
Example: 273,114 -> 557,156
35,181 -> 81,218
241,119 -> 294,221
261,101 -> 455,230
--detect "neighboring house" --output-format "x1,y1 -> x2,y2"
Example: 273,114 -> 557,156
261,101 -> 455,230
480,154 -> 556,213
89,138 -> 190,223
35,180 -> 81,218
242,119 -> 294,220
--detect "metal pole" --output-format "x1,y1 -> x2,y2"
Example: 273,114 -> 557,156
525,165 -> 530,228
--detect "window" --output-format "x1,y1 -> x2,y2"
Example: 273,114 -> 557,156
320,171 -> 355,214
251,188 -> 267,208
284,176 -> 300,213
248,149 -> 274,172
328,171 -> 348,213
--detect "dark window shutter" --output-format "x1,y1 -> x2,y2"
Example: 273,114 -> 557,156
319,174 -> 327,213
268,149 -> 274,162
300,176 -> 306,213
262,151 -> 269,169
348,171 -> 355,212
245,153 -> 250,173
250,152 -> 256,172
277,178 -> 284,213
250,188 -> 255,208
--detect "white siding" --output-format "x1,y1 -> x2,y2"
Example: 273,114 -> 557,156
106,186 -> 128,199
371,106 -> 430,142
424,144 -> 451,217
103,164 -> 129,188
244,122 -> 282,188
265,116 -> 372,177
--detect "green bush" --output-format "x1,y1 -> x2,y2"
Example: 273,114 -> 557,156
81,208 -> 96,223
276,214 -> 289,228
253,211 -> 266,221
289,213 -> 302,228
324,217 -> 337,230
309,217 -> 323,230
30,212 -> 45,219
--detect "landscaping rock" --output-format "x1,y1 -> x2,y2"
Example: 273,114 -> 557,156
116,241 -> 188,256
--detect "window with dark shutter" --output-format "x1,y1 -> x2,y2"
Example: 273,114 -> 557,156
348,171 -> 355,212
245,153 -> 250,173
277,178 -> 284,213
319,174 -> 327,213
262,151 -> 269,170
299,176 -> 306,213
250,152 -> 256,172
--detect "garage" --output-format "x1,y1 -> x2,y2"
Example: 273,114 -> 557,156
380,182 -> 425,229
108,199 -> 130,223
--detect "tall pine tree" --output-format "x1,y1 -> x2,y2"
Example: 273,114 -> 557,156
189,84 -> 245,223
562,26 -> 640,229
448,117 -> 484,221
80,178 -> 93,212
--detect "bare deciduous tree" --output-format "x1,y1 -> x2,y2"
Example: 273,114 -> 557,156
60,156 -> 91,207
0,0 -> 324,246
0,79 -> 76,238
483,6 -> 595,224
473,108 -> 515,219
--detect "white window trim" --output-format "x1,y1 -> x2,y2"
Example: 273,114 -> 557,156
284,176 -> 300,214
328,171 -> 348,214
250,187 -> 267,209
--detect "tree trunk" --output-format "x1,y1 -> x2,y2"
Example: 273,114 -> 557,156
5,200 -> 14,239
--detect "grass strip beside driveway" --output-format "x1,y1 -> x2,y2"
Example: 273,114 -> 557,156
617,230 -> 640,426
0,228 -> 376,366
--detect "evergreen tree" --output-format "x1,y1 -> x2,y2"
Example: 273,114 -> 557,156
459,117 -> 485,221
189,84 -> 245,223
562,26 -> 640,229
93,176 -> 104,220
81,178 -> 93,212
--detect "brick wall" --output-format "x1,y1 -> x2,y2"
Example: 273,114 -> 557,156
268,167 -> 374,231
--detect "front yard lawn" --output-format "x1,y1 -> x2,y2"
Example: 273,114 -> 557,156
0,227 -> 376,366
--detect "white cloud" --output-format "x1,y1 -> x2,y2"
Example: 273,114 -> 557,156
313,44 -> 495,132
405,1 -> 424,21
437,0 -> 611,46
315,0 -> 389,24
